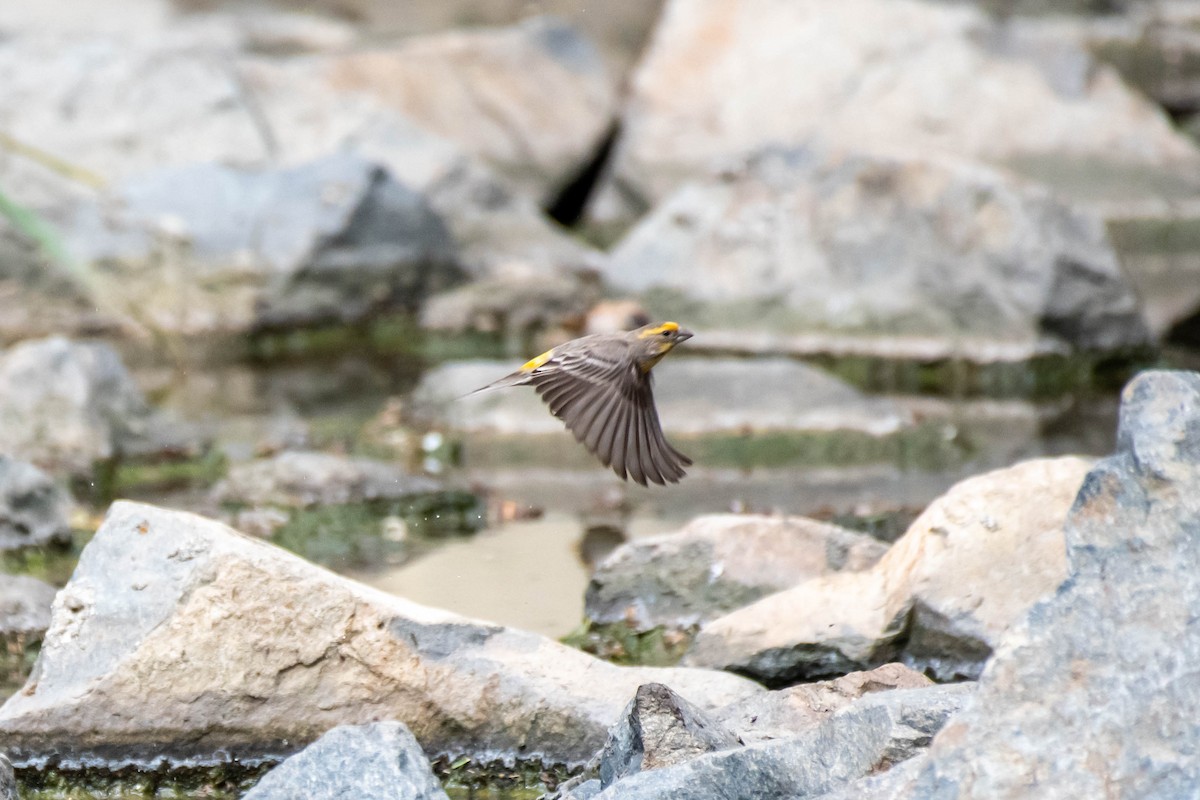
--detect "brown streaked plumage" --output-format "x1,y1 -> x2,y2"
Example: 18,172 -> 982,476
469,322 -> 694,485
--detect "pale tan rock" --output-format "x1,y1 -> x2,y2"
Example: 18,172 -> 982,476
686,456 -> 1093,682
0,501 -> 759,766
878,456 -> 1091,669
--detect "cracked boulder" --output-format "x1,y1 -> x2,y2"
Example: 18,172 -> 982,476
0,501 -> 760,767
685,456 -> 1092,684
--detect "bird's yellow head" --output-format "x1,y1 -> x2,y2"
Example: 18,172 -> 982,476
632,321 -> 693,369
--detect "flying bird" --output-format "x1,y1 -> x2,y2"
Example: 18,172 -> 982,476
469,322 -> 694,485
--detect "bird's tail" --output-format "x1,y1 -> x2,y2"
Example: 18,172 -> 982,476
458,370 -> 531,400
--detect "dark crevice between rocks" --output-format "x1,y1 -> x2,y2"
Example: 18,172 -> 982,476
1166,306 -> 1200,351
545,121 -> 620,229
900,602 -> 993,683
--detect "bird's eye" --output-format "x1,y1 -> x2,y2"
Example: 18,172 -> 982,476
661,330 -> 672,337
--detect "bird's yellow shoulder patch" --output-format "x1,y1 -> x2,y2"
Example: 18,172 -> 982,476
637,322 -> 680,339
521,348 -> 555,371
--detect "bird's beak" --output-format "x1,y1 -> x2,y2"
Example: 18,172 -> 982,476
676,328 -> 694,343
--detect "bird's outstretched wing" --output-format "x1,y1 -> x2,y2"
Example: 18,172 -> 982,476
527,346 -> 691,486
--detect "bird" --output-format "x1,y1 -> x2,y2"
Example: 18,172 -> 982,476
468,322 -> 694,485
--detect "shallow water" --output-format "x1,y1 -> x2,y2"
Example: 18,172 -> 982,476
128,353 -> 1125,639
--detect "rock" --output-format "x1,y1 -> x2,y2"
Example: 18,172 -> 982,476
323,16 -> 617,204
713,663 -> 933,745
591,0 -> 1200,229
0,457 -> 71,551
598,683 -> 742,788
0,575 -> 58,637
809,750 -> 927,800
411,357 -> 912,437
686,456 -> 1093,683
242,721 -> 448,800
584,682 -> 972,800
560,777 -> 602,800
585,514 -> 888,631
884,370 -> 1200,798
605,148 -> 1151,359
0,501 -> 761,766
0,337 -> 196,478
66,154 -> 462,335
0,26 -> 599,338
0,753 -> 14,800
213,451 -> 443,509
889,455 -> 1093,679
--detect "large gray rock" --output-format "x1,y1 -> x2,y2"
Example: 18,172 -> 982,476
0,575 -> 58,637
585,682 -> 973,800
878,370 -> 1200,798
0,501 -> 760,766
0,457 -> 71,551
591,0 -> 1200,229
586,514 -> 888,631
606,149 -> 1151,358
242,721 -> 448,800
320,16 -> 617,204
686,456 -> 1093,683
66,154 -> 461,335
0,337 -> 193,478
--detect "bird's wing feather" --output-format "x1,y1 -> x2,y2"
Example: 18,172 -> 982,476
528,345 -> 690,485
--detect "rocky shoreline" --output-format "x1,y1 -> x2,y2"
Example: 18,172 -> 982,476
4,0 -> 1200,796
